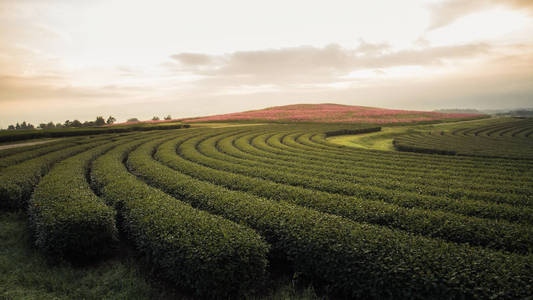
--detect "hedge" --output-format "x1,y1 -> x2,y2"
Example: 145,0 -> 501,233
90,135 -> 269,298
163,131 -> 533,254
229,130 -> 532,206
28,140 -> 121,259
0,137 -> 113,210
0,123 -> 190,143
323,126 -> 381,137
125,134 -> 533,299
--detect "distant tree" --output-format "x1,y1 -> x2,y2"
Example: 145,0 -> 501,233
106,116 -> 116,125
39,123 -> 47,129
64,120 -> 72,127
127,118 -> 139,122
71,120 -> 82,127
152,116 -> 160,121
8,125 -> 15,130
82,121 -> 95,127
47,121 -> 55,129
95,116 -> 106,126
164,115 -> 172,120
56,123 -> 63,128
16,121 -> 34,130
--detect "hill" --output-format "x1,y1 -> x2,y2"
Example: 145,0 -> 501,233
183,103 -> 484,124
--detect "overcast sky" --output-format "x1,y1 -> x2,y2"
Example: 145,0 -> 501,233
1,0 -> 533,127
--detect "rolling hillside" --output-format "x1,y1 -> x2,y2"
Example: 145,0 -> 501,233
183,103 -> 485,124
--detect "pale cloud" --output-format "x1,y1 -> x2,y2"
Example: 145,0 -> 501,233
166,42 -> 491,85
171,53 -> 213,66
428,0 -> 533,30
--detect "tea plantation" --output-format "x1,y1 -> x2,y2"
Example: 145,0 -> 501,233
0,120 -> 532,299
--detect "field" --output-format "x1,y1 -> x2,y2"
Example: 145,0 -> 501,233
1,117 -> 532,299
183,103 -> 485,124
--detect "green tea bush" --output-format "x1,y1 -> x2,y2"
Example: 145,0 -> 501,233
28,141 -> 121,259
125,134 -> 533,299
91,136 -> 269,298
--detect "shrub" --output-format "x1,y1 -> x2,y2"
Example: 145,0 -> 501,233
91,136 -> 269,298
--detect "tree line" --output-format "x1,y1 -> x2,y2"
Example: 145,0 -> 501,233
6,115 -> 174,130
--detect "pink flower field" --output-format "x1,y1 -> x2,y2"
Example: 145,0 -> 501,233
183,103 -> 484,124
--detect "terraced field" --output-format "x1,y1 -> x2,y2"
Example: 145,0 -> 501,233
1,122 -> 532,299
394,118 -> 533,159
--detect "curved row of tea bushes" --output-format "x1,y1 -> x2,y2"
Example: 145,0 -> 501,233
293,131 -> 533,185
241,130 -> 532,196
231,130 -> 532,197
0,137 -> 86,158
156,130 -> 533,254
393,132 -> 533,159
178,130 -> 532,225
301,131 -> 533,179
0,137 -> 115,210
227,128 -> 532,203
90,134 -> 269,298
458,119 -> 533,137
221,131 -> 531,207
323,126 -> 381,137
0,140 -> 82,169
0,123 -> 190,143
385,119 -> 533,159
259,130 -> 533,187
126,132 -> 533,299
298,128 -> 533,172
28,140 -> 123,259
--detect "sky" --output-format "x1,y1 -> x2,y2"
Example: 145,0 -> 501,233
1,0 -> 533,128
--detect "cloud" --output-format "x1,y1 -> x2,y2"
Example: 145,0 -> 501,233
171,53 -> 212,66
0,74 -> 124,102
167,42 -> 491,86
428,0 -> 533,30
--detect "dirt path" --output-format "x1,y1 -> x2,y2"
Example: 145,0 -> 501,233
0,139 -> 60,151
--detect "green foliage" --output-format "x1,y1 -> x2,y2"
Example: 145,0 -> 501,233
125,131 -> 532,299
393,118 -> 533,159
28,142 -> 121,259
0,135 -> 116,210
0,123 -> 188,143
106,116 -> 116,124
1,121 -> 532,298
323,126 -> 381,137
91,136 -> 269,298
0,140 -> 79,169
95,116 -> 106,126
0,211 -> 180,300
165,129 -> 533,254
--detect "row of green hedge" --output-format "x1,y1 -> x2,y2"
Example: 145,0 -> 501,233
393,139 -> 457,155
246,128 -> 530,189
303,131 -> 533,180
166,130 -> 533,254
224,130 -> 531,207
125,133 -> 533,299
0,123 -> 190,143
307,131 -> 533,178
0,135 -> 117,210
222,129 -> 531,200
268,131 -> 533,205
28,140 -> 121,259
323,126 -> 381,137
178,129 -> 533,225
90,134 -> 269,298
0,140 -> 81,169
0,136 -> 86,158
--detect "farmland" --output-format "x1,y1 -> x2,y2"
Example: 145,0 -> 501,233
183,103 -> 486,124
0,115 -> 532,299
